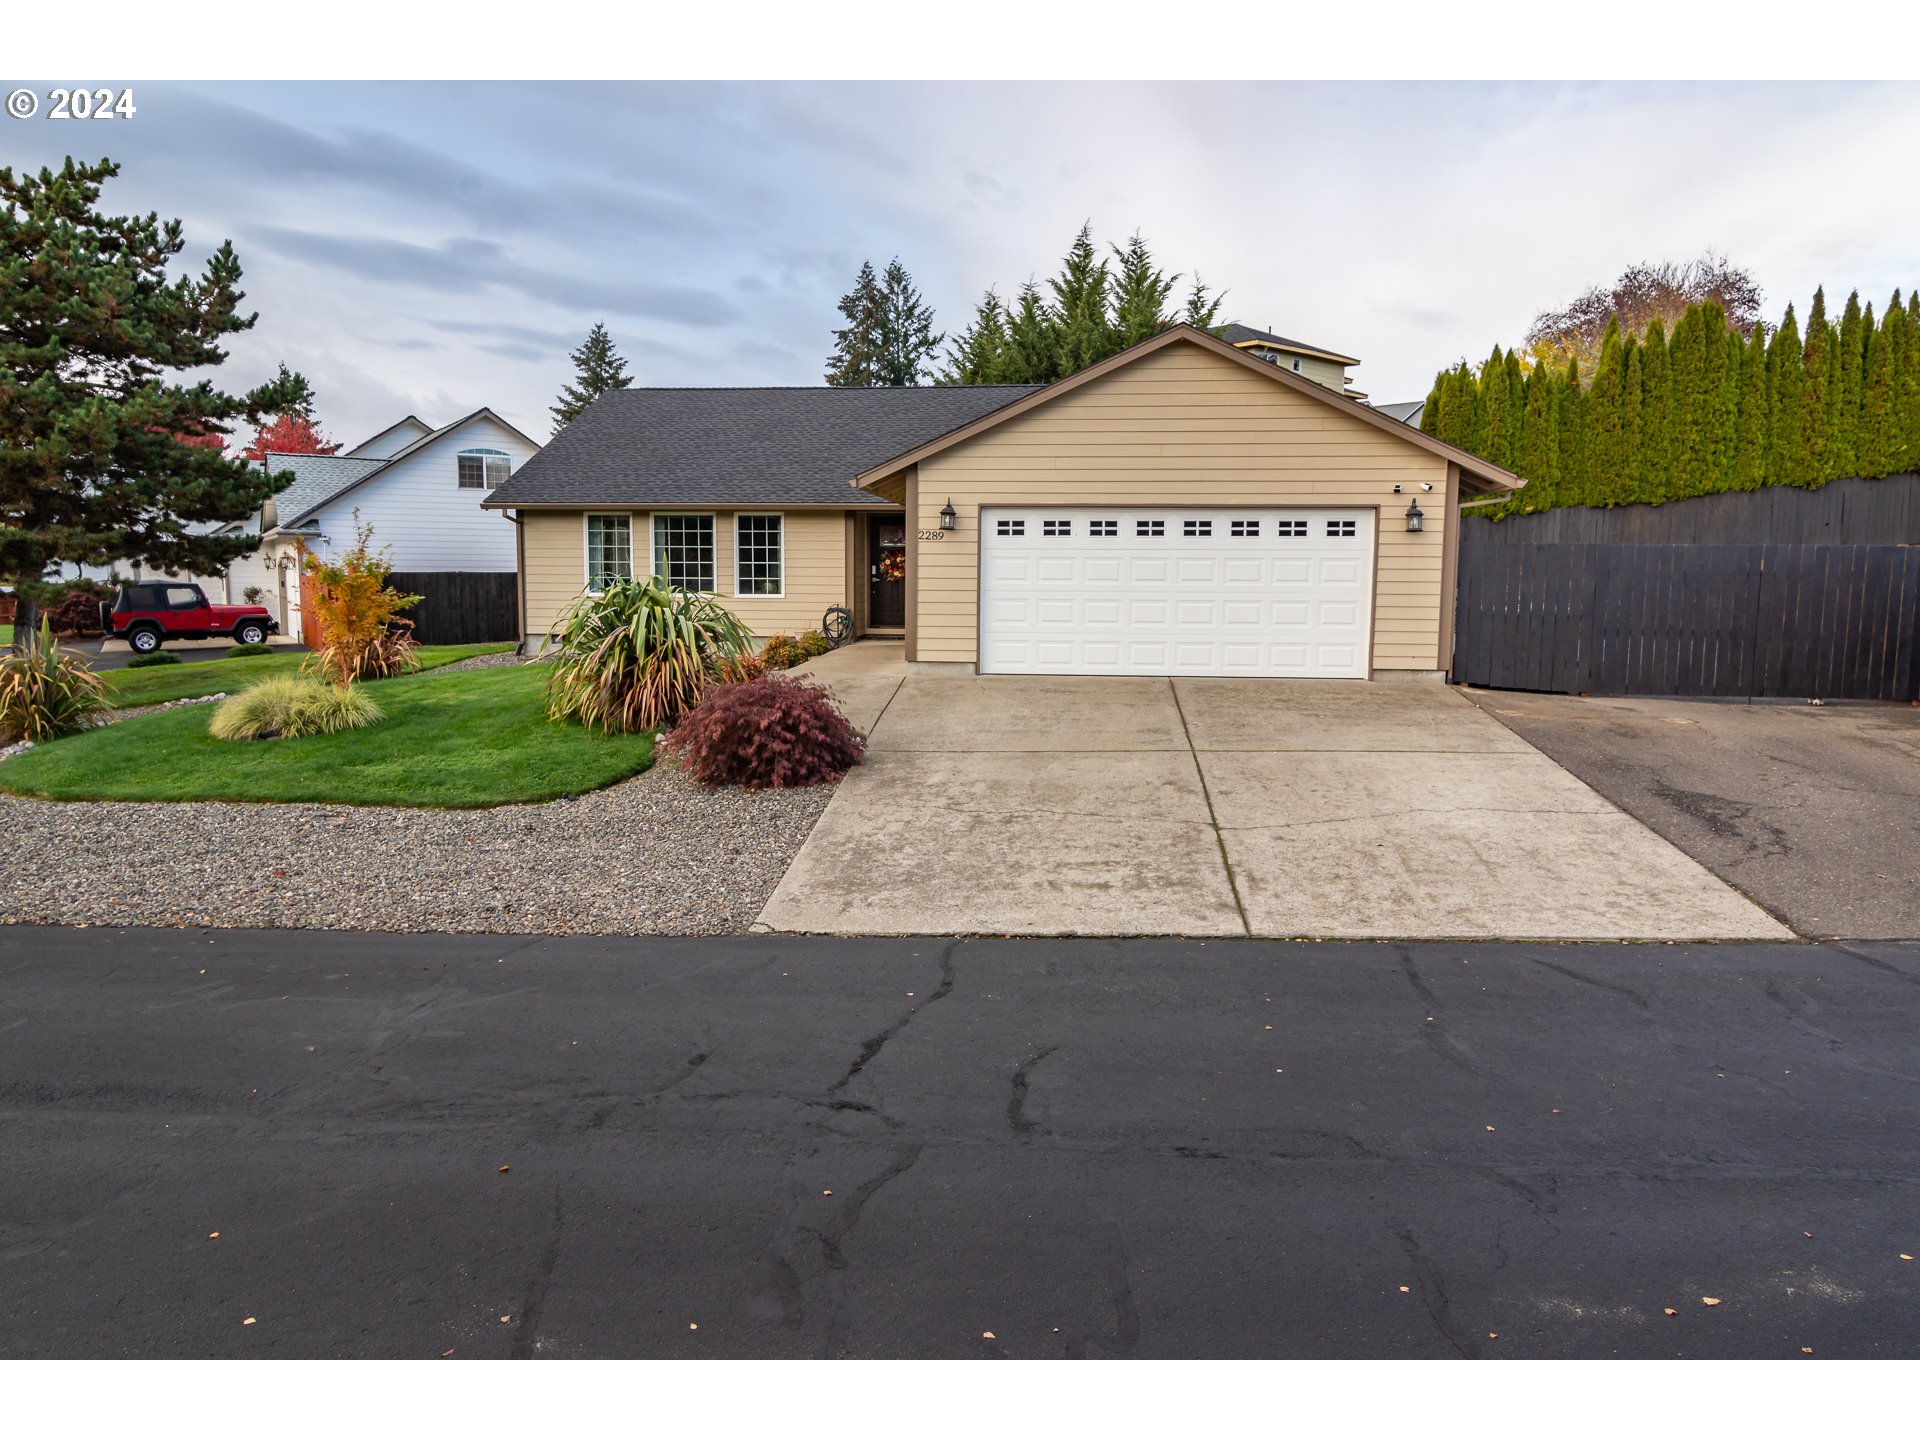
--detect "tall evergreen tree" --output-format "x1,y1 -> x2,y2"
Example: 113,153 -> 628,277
0,157 -> 310,650
1001,282 -> 1057,386
873,258 -> 944,386
1583,320 -> 1628,505
1766,305 -> 1807,487
1858,299 -> 1901,474
1637,320 -> 1673,501
1830,291 -> 1866,480
1728,322 -> 1770,491
1049,223 -> 1114,376
550,321 -> 632,428
1798,287 -> 1832,482
941,288 -> 1011,384
1182,274 -> 1227,332
825,260 -> 886,386
1109,232 -> 1179,349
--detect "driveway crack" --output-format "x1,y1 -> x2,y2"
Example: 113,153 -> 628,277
1168,679 -> 1251,936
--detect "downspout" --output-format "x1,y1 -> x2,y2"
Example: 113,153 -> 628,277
506,510 -> 528,654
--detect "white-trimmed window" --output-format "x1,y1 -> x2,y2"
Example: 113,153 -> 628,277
654,514 -> 716,591
458,448 -> 511,489
735,514 -> 783,596
585,514 -> 632,590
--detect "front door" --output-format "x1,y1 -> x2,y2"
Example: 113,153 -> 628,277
868,514 -> 906,629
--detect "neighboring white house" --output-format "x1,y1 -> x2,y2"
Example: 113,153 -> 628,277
222,407 -> 540,632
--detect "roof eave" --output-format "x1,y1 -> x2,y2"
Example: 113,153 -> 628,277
851,325 -> 1522,493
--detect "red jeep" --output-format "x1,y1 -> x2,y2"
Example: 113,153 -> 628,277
104,581 -> 279,655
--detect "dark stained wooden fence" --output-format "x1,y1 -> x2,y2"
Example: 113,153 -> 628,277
388,571 -> 519,646
1453,475 -> 1920,699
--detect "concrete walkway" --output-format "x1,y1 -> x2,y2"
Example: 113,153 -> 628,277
759,643 -> 1792,942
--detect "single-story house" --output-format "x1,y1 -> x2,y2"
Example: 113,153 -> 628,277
224,407 -> 540,638
486,324 -> 1518,678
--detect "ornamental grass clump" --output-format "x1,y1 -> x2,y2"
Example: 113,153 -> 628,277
545,575 -> 757,734
208,674 -> 383,741
662,674 -> 865,789
0,622 -> 108,743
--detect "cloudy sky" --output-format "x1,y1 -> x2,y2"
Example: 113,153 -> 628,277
12,80 -> 1920,448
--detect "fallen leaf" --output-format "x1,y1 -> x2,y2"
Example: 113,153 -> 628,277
1663,1308 -> 1677,1316
498,1165 -> 510,1174
822,1189 -> 833,1196
1398,1285 -> 1410,1294
242,1317 -> 256,1326
1485,1126 -> 1496,1132
1804,1232 -> 1813,1238
441,1348 -> 455,1358
1264,1025 -> 1273,1031
208,1232 -> 220,1240
1902,1254 -> 1914,1262
982,1331 -> 996,1340
1702,1297 -> 1722,1306
1488,1332 -> 1498,1339
500,1315 -> 512,1323
689,1323 -> 699,1331
1801,1346 -> 1813,1354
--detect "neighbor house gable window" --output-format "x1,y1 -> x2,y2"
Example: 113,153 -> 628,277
585,513 -> 633,591
653,513 -> 716,592
735,514 -> 783,597
458,448 -> 512,489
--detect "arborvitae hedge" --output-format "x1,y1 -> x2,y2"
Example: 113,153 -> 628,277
1423,288 -> 1920,515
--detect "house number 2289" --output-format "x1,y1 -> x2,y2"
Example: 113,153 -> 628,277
916,530 -> 945,541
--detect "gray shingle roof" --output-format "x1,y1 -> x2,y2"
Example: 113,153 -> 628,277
486,386 -> 1042,509
254,453 -> 387,529
1220,323 -> 1360,366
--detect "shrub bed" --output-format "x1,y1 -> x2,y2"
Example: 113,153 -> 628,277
663,674 -> 863,790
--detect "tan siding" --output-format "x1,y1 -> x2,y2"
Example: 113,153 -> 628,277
517,508 -> 850,641
521,509 -> 587,637
913,339 -> 1451,670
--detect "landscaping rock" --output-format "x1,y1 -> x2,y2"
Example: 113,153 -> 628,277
0,764 -> 836,937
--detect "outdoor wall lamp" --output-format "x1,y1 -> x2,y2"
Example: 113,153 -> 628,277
1405,499 -> 1425,533
939,499 -> 957,531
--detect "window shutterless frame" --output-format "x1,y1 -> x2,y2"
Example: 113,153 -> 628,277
733,513 -> 784,598
652,513 -> 717,593
582,512 -> 634,592
458,448 -> 512,489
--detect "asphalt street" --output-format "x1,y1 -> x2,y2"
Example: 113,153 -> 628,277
2,926 -> 1916,1359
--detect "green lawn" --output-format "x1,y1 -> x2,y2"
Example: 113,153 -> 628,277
101,643 -> 513,707
1,662 -> 653,808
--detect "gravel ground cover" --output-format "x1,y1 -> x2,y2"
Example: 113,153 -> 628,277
0,763 -> 836,935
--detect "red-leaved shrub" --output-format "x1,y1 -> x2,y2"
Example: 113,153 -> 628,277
662,674 -> 864,790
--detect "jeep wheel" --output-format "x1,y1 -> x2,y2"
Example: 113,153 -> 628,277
235,621 -> 268,646
127,625 -> 162,655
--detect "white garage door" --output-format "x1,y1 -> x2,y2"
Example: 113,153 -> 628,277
979,507 -> 1375,677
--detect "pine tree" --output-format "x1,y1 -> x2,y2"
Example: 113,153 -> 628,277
550,322 -> 632,427
1109,232 -> 1179,349
1049,223 -> 1114,376
1479,347 -> 1515,472
1617,340 -> 1645,508
0,157 -> 310,650
1766,305 -> 1807,487
825,261 -> 886,386
873,259 -> 944,386
1518,364 -> 1560,496
941,288 -> 1011,384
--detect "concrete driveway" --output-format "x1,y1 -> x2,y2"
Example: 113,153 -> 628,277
758,645 -> 1789,941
